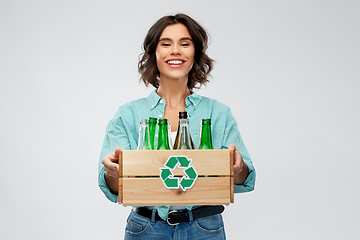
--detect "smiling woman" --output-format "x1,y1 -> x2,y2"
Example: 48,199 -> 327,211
98,13 -> 256,240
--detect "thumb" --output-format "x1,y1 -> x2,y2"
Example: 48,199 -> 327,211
228,144 -> 236,153
109,147 -> 121,163
228,144 -> 236,150
114,147 -> 121,158
228,144 -> 236,164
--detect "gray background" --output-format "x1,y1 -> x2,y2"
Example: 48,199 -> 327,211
1,0 -> 359,239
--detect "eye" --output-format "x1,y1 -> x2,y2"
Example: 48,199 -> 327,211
161,43 -> 171,47
181,41 -> 192,47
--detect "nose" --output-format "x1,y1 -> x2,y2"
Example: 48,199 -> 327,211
170,44 -> 181,55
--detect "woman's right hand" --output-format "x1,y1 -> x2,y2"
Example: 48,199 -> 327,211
101,147 -> 121,193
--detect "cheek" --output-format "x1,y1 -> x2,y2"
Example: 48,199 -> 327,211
187,49 -> 195,65
155,51 -> 160,63
155,52 -> 162,69
188,55 -> 195,68
156,48 -> 167,61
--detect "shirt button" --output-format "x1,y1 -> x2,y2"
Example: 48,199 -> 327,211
194,103 -> 196,107
159,115 -> 162,118
151,105 -> 154,108
160,100 -> 163,103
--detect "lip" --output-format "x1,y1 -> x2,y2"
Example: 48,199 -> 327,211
165,58 -> 186,68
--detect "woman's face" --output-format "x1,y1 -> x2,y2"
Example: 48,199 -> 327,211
155,23 -> 195,82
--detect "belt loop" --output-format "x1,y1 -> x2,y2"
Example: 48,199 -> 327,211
151,209 -> 156,224
187,209 -> 194,223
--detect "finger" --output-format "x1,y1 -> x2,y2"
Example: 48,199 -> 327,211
105,169 -> 119,178
104,162 -> 119,171
109,156 -> 119,163
104,165 -> 119,178
102,155 -> 119,170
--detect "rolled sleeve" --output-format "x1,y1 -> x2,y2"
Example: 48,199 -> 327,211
234,158 -> 256,193
98,109 -> 133,203
221,108 -> 256,193
98,167 -> 119,203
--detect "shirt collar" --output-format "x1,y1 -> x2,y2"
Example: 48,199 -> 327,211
146,89 -> 202,110
146,90 -> 162,110
186,91 -> 202,109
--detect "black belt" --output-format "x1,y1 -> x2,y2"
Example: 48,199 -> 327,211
134,205 -> 224,225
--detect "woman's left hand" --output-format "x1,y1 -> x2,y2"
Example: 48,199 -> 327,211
229,144 -> 249,185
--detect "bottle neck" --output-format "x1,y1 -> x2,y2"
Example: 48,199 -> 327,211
157,123 -> 170,150
137,120 -> 150,150
199,123 -> 213,149
174,119 -> 194,149
148,122 -> 157,150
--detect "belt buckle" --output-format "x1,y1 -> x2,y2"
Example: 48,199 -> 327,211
166,210 -> 179,226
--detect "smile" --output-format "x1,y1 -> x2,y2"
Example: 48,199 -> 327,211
167,60 -> 185,65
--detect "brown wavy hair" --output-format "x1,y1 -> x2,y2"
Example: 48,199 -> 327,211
138,14 -> 214,90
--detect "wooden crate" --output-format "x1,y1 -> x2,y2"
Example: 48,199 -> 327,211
118,149 -> 234,206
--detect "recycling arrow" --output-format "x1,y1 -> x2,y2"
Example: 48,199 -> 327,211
160,168 -> 172,180
160,168 -> 179,189
165,156 -> 179,169
178,156 -> 191,167
159,155 -> 198,191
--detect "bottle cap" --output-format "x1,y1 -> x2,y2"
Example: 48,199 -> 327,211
178,111 -> 188,119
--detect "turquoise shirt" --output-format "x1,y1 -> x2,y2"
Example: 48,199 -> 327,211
98,90 -> 256,219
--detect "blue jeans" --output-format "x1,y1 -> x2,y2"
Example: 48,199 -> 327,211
124,209 -> 226,240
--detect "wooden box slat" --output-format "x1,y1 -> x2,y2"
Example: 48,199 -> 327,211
123,150 -> 230,176
118,152 -> 123,204
122,177 -> 230,206
230,149 -> 234,203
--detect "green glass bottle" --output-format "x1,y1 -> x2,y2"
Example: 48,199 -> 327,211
148,117 -> 157,150
173,111 -> 194,150
198,119 -> 213,149
157,119 -> 171,150
137,119 -> 150,150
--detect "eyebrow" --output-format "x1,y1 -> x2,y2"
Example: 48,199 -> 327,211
159,37 -> 193,42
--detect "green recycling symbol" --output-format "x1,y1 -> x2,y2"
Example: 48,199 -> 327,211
159,155 -> 198,191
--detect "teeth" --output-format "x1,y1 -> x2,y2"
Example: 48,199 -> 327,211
167,60 -> 183,65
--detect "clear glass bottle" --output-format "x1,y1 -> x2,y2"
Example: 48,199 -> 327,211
157,119 -> 171,150
198,119 -> 213,149
167,120 -> 173,150
137,119 -> 150,150
173,111 -> 194,150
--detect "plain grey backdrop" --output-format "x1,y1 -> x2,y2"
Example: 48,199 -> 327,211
1,0 -> 359,239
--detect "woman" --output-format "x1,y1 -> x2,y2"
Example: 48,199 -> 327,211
98,13 -> 256,240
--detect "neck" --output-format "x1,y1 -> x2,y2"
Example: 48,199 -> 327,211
157,75 -> 191,109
